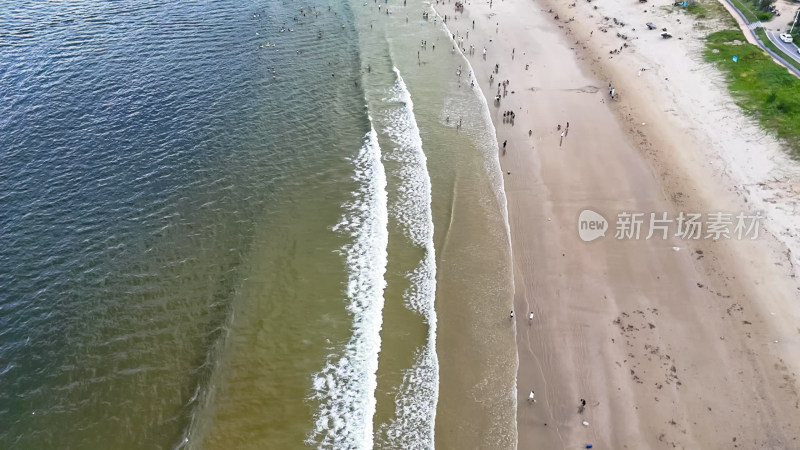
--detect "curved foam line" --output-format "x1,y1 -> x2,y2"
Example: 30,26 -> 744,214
374,67 -> 440,450
307,119 -> 389,449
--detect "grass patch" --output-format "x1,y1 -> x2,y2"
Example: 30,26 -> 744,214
754,26 -> 800,72
685,1 -> 727,20
705,29 -> 800,157
727,0 -> 760,23
678,0 -> 738,27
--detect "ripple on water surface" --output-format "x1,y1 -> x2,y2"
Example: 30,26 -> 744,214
0,0 -> 367,448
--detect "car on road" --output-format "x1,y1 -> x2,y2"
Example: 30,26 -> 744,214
779,33 -> 793,43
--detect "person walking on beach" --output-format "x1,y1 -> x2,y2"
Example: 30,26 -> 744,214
565,121 -> 569,136
560,131 -> 565,147
502,139 -> 507,155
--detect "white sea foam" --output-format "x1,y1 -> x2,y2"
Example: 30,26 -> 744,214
376,344 -> 438,449
383,71 -> 434,250
374,68 -> 439,449
308,122 -> 389,449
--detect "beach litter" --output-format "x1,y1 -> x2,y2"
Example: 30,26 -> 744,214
582,420 -> 590,426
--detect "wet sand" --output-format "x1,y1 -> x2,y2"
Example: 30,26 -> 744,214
445,0 -> 800,447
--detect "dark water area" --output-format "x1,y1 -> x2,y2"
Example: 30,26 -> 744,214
0,0 -> 368,447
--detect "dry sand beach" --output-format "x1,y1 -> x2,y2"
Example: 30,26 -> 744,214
441,0 -> 800,447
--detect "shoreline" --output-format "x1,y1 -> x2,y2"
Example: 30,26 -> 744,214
455,0 -> 800,446
428,9 -> 521,449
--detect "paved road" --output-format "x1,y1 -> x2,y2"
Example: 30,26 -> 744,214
764,30 -> 800,64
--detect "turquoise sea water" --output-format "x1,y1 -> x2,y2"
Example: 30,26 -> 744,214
0,0 -> 515,448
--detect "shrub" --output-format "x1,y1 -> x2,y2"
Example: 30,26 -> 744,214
756,11 -> 774,21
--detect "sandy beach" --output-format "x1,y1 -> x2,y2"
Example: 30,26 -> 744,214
439,0 -> 800,446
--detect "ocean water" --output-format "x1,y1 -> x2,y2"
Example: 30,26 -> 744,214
0,0 -> 515,448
